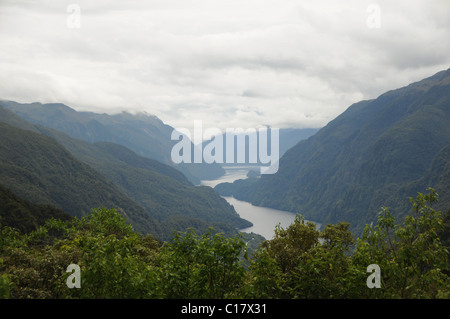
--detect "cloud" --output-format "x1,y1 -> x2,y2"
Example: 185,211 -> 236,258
0,0 -> 449,131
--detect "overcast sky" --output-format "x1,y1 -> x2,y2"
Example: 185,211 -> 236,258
1,0 -> 449,131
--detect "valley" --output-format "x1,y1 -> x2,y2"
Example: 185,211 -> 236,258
201,165 -> 318,240
1,68 -> 450,301
216,69 -> 450,236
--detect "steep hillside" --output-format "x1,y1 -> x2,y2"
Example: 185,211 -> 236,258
0,105 -> 251,240
1,101 -> 224,184
240,68 -> 450,234
36,126 -> 251,230
0,184 -> 72,234
0,121 -> 161,236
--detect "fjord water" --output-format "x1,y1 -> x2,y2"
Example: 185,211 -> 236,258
223,195 -> 305,239
200,166 -> 253,188
201,166 -> 318,239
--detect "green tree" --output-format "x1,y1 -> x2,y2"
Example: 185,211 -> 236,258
58,207 -> 161,299
0,207 -> 162,299
352,188 -> 450,298
288,222 -> 361,298
261,216 -> 320,274
248,217 -> 364,298
160,228 -> 248,298
245,247 -> 284,298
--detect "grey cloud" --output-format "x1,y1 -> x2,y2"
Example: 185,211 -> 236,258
0,0 -> 449,131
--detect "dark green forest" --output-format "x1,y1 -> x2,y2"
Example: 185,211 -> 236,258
1,188 -> 449,299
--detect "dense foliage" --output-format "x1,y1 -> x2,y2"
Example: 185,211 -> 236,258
1,189 -> 448,299
0,184 -> 72,234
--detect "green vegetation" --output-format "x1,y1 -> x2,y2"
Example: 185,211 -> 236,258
1,100 -> 224,184
38,125 -> 252,239
2,69 -> 450,300
214,177 -> 259,197
237,68 -> 450,236
0,106 -> 251,241
0,184 -> 72,234
0,121 -> 161,236
1,189 -> 448,299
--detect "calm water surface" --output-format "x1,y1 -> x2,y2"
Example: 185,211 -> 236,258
201,166 -> 319,239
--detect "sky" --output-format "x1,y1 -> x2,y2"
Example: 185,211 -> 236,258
1,0 -> 449,132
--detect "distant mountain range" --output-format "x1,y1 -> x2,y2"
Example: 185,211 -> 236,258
202,127 -> 318,167
0,105 -> 251,240
216,68 -> 450,235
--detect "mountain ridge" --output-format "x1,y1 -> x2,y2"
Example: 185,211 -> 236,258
229,68 -> 450,234
0,100 -> 224,184
0,105 -> 251,240
0,120 -> 162,236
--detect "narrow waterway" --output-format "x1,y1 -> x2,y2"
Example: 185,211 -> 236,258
201,166 -> 319,239
200,166 -> 254,188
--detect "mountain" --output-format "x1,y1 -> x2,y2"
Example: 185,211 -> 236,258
0,183 -> 72,234
235,68 -> 450,234
0,104 -> 251,240
0,121 -> 161,236
202,127 -> 319,167
0,101 -> 224,184
275,128 -> 320,159
37,127 -> 251,231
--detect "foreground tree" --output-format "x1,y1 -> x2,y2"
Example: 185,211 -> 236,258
0,208 -> 162,298
1,190 -> 448,299
246,216 -> 361,298
247,189 -> 449,299
159,228 -> 248,298
352,188 -> 450,298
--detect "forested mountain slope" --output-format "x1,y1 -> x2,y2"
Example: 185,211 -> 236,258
239,68 -> 450,234
0,106 -> 251,240
0,183 -> 72,234
0,121 -> 161,236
